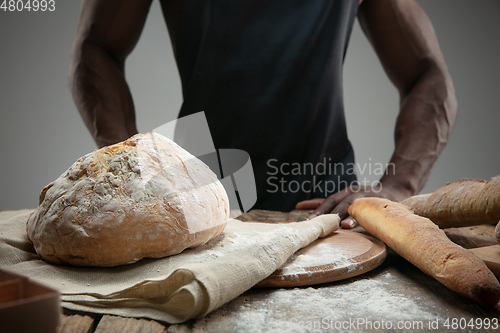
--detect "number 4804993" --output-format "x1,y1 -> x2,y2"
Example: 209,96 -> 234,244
1,0 -> 56,12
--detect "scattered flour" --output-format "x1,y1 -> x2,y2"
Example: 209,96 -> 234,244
280,243 -> 356,276
173,272 -> 439,333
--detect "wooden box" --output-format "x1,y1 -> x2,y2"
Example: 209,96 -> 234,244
0,268 -> 60,333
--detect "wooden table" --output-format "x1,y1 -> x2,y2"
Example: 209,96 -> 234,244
56,210 -> 500,333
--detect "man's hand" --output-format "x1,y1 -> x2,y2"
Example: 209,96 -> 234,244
296,183 -> 410,229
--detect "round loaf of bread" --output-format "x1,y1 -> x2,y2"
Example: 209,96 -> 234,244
26,133 -> 229,267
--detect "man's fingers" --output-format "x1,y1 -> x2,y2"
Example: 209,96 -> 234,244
295,198 -> 325,210
341,216 -> 358,229
330,200 -> 352,221
299,187 -> 360,220
307,194 -> 344,219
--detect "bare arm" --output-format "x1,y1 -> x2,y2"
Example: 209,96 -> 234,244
69,0 -> 153,148
358,0 -> 457,196
297,0 -> 457,227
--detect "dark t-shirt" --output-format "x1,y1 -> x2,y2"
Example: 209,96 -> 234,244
174,0 -> 359,211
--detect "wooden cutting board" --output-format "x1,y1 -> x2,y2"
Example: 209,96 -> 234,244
470,245 -> 500,279
256,230 -> 387,288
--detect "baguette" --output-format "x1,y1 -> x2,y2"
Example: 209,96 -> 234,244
401,176 -> 500,228
349,197 -> 500,307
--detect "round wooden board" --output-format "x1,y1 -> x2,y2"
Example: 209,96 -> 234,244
256,230 -> 387,288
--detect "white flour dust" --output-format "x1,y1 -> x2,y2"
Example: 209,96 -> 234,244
175,272 -> 438,333
280,243 -> 356,275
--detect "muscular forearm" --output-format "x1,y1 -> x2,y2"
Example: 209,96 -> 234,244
380,65 -> 457,197
297,65 -> 456,224
297,0 -> 457,226
69,0 -> 153,148
356,0 -> 458,198
69,40 -> 138,148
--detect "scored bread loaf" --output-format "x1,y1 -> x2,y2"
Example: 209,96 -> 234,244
349,197 -> 500,307
401,176 -> 500,228
26,133 -> 230,267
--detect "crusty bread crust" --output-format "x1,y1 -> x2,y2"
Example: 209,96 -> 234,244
26,133 -> 229,267
349,197 -> 500,307
402,176 -> 500,228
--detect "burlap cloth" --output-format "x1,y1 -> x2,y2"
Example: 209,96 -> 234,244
0,210 -> 339,323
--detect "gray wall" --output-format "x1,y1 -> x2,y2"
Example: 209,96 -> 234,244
1,1 -> 499,210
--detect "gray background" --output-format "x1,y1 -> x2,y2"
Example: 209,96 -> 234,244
1,0 -> 499,210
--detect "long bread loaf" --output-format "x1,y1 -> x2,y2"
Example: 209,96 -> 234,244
348,197 -> 500,307
401,176 -> 500,228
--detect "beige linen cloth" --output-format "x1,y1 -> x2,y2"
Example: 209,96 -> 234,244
0,209 -> 339,323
